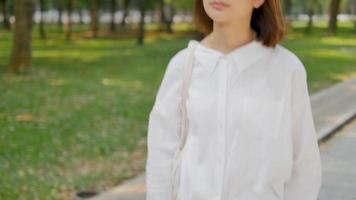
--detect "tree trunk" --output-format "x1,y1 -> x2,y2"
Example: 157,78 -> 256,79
120,0 -> 129,28
78,8 -> 84,25
109,0 -> 116,32
164,0 -> 175,33
328,0 -> 341,33
158,0 -> 165,31
283,0 -> 293,31
91,0 -> 99,38
64,0 -> 72,41
305,9 -> 314,33
158,0 -> 175,33
57,3 -> 63,28
137,0 -> 145,45
0,0 -> 11,30
39,0 -> 46,39
348,0 -> 356,29
283,0 -> 292,16
305,0 -> 317,33
7,0 -> 34,73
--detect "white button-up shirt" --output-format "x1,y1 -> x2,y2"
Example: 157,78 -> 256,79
145,39 -> 322,200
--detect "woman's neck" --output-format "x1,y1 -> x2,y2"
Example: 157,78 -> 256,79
201,21 -> 257,54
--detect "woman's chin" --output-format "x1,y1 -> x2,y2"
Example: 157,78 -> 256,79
210,17 -> 230,25
207,13 -> 230,24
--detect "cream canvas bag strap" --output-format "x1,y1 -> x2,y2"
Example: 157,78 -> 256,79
171,40 -> 198,200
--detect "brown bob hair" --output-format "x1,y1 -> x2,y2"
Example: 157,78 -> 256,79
193,0 -> 286,47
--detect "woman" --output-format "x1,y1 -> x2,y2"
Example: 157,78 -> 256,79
145,0 -> 322,200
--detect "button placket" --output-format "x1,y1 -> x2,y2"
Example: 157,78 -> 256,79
215,56 -> 229,200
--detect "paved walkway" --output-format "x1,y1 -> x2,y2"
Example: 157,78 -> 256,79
319,118 -> 356,200
311,78 -> 356,141
86,78 -> 356,200
86,174 -> 146,200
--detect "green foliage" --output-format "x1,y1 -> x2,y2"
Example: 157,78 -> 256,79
0,21 -> 355,199
0,24 -> 191,199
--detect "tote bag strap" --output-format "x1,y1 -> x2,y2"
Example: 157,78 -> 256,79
179,40 -> 198,149
171,40 -> 198,200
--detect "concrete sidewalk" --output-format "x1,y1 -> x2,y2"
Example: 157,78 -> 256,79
319,118 -> 356,200
86,78 -> 356,200
311,78 -> 356,142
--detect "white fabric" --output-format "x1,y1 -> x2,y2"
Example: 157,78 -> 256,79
145,39 -> 322,200
171,41 -> 198,200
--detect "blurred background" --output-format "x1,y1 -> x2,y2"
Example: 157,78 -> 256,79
0,0 -> 355,199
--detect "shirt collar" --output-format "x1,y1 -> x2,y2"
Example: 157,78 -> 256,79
189,39 -> 273,73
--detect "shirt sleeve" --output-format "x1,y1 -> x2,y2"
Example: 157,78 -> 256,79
284,67 -> 322,200
145,50 -> 186,200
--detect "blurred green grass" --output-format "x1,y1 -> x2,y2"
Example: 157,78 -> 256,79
0,21 -> 355,199
283,20 -> 356,92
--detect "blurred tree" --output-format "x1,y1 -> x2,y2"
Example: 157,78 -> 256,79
109,0 -> 117,32
75,0 -> 89,25
64,0 -> 73,41
137,0 -> 145,45
282,0 -> 293,31
120,0 -> 130,28
175,0 -> 193,23
38,0 -> 46,39
158,0 -> 165,27
305,0 -> 320,33
73,0 -> 88,25
8,0 -> 34,73
283,0 -> 292,17
78,5 -> 84,24
54,0 -> 64,29
158,0 -> 176,33
346,0 -> 356,29
328,0 -> 342,33
0,0 -> 11,30
91,0 -> 99,38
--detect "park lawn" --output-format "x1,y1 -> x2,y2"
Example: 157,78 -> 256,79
0,21 -> 355,199
283,20 -> 356,93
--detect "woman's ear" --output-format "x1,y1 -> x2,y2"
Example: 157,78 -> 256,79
253,0 -> 265,8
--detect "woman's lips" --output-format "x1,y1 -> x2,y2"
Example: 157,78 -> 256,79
210,1 -> 229,10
